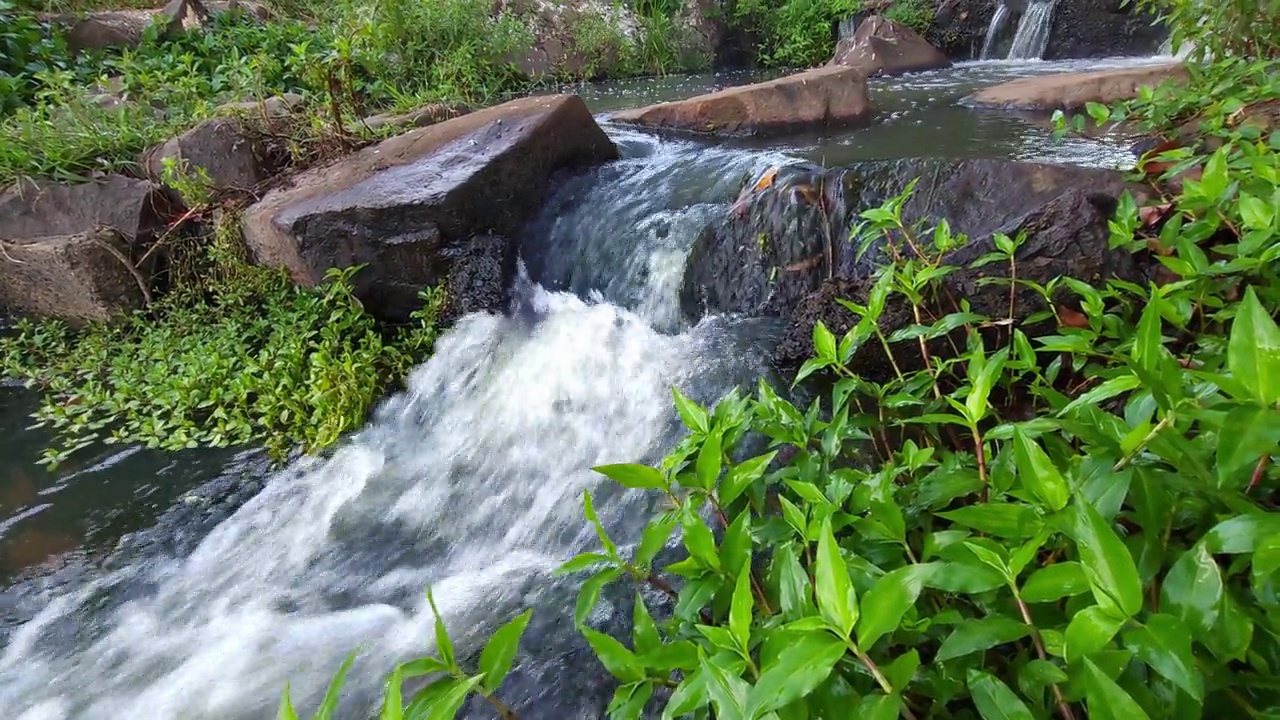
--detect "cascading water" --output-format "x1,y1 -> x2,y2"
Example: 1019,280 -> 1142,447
1006,0 -> 1058,60
0,129 -> 791,720
979,3 -> 1012,60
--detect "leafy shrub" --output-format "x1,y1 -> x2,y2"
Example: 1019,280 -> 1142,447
732,0 -> 860,68
1134,0 -> 1280,63
0,217 -> 444,465
0,0 -> 75,114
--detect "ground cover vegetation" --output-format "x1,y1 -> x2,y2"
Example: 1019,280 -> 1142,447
276,0 -> 1280,717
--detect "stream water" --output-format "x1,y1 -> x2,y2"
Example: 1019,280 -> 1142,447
0,57 -> 1169,719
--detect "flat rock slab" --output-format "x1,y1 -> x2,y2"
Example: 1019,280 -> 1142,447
830,15 -> 951,77
0,230 -> 146,325
609,66 -> 875,137
242,94 -> 617,320
965,62 -> 1189,112
0,176 -> 178,244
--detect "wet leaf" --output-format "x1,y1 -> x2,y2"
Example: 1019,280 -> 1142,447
379,664 -> 404,720
478,609 -> 532,693
595,463 -> 667,490
1065,606 -> 1124,663
730,561 -> 754,650
968,669 -> 1036,720
1161,544 -> 1223,636
1067,500 -> 1143,618
936,616 -> 1030,662
1012,426 -> 1070,511
682,506 -> 721,571
815,516 -> 858,636
673,387 -> 709,435
1020,562 -> 1090,603
1228,287 -> 1280,405
856,564 -> 932,650
583,627 -> 645,683
1123,614 -> 1203,702
277,683 -> 300,720
1083,658 -> 1151,720
745,632 -> 848,717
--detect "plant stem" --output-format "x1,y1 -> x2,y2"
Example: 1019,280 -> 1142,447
973,426 -> 988,502
1014,593 -> 1077,720
852,646 -> 919,720
1112,411 -> 1177,471
1248,454 -> 1269,493
710,494 -> 775,616
479,691 -> 518,720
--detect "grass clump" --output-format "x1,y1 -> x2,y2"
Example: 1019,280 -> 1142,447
0,213 -> 444,465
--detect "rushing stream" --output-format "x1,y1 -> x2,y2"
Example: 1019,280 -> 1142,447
0,57 -> 1168,719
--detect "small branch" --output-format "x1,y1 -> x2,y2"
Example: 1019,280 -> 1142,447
973,428 -> 988,502
853,647 -> 919,720
479,691 -> 518,720
1248,455 -> 1269,493
1015,593 -> 1077,720
1112,412 -> 1177,471
88,230 -> 152,305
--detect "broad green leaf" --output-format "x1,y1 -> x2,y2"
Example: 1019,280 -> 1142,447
682,507 -> 721,571
856,565 -> 932,650
641,641 -> 699,671
1123,614 -> 1203,702
814,320 -> 837,362
856,693 -> 902,720
411,675 -> 483,720
774,544 -> 815,620
883,649 -> 921,690
696,624 -> 740,653
744,632 -> 848,717
607,681 -> 653,720
662,670 -> 708,720
1228,287 -> 1280,405
1020,562 -> 1090,603
968,669 -> 1036,720
1012,427 -> 1070,511
576,567 -> 623,627
1161,544 -> 1223,636
927,561 -> 1006,593
939,503 -> 1042,539
555,552 -> 613,576
1067,500 -> 1143,618
1018,659 -> 1068,696
277,684 -> 300,720
701,653 -> 750,718
730,562 -> 754,651
673,387 -> 709,434
695,430 -> 723,490
478,609 -> 532,693
633,594 -> 661,656
380,664 -> 404,720
815,517 -> 858,636
1064,606 -> 1124,663
1203,513 -> 1280,554
582,627 -> 645,683
1083,658 -> 1152,720
720,451 -> 777,506
1253,533 -> 1280,606
935,616 -> 1031,662
779,495 -> 807,539
722,510 -> 753,579
1214,406 -> 1280,489
425,591 -> 455,672
399,656 -> 449,679
594,463 -> 667,490
1239,193 -> 1276,230
675,577 -> 718,620
583,490 -> 618,559
967,347 -> 1009,424
634,511 -> 678,570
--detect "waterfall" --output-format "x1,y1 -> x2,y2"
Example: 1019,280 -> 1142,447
0,129 -> 793,720
979,3 -> 1012,60
1006,0 -> 1058,60
837,15 -> 858,40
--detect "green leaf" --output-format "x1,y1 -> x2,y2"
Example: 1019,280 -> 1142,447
1012,427 -> 1070,511
673,386 -> 709,434
1083,658 -> 1152,720
379,664 -> 404,720
662,670 -> 708,720
936,616 -> 1031,662
633,594 -> 662,656
730,561 -> 754,651
1161,544 -> 1223,636
856,693 -> 902,720
695,430 -> 723,490
1067,500 -> 1143,618
778,495 -> 807,539
1215,406 -> 1280,489
425,590 -> 455,672
682,507 -> 721,571
576,567 -> 623,627
313,650 -> 359,720
926,561 -> 1006,593
641,641 -> 699,671
555,552 -> 613,576
607,681 -> 653,720
1018,659 -> 1068,696
409,675 -> 483,720
582,627 -> 645,683
1021,562 -> 1090,603
815,517 -> 858,636
1064,605 -> 1124,663
478,609 -> 532,694
399,656 -> 449,679
1229,287 -> 1280,405
856,565 -> 931,650
883,649 -> 921,690
634,511 -> 678,570
583,490 -> 618,559
814,320 -> 837,362
939,503 -> 1042,539
720,451 -> 777,506
722,509 -> 753,578
277,684 -> 300,720
1238,193 -> 1275,230
774,544 -> 815,620
1123,614 -> 1203,702
968,669 -> 1036,720
595,463 -> 667,490
744,632 -> 848,717
700,653 -> 750,717
1204,513 -> 1280,554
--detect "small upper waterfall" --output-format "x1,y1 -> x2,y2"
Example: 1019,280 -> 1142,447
979,3 -> 1012,59
1006,0 -> 1058,60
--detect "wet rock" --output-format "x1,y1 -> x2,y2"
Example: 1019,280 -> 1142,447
440,234 -> 518,323
609,66 -> 875,137
241,94 -> 617,321
0,176 -> 179,322
773,188 -> 1154,376
679,158 -> 1151,374
141,117 -> 266,197
925,0 -> 1166,59
830,16 -> 951,76
965,62 -> 1188,112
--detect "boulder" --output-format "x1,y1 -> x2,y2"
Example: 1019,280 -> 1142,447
965,62 -> 1188,111
0,176 -> 180,323
829,16 -> 951,76
925,0 -> 1167,60
609,66 -> 875,137
356,103 -> 471,134
141,117 -> 265,198
0,230 -> 148,325
241,94 -> 617,321
677,158 -> 1152,374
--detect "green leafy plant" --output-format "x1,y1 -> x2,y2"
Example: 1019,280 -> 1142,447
0,0 -> 74,115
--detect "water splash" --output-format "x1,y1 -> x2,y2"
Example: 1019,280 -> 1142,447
1007,0 -> 1058,60
979,3 -> 1012,60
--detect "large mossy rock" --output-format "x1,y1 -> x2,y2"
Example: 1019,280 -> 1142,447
241,94 -> 618,321
830,16 -> 951,77
677,158 -> 1154,375
0,177 -> 181,324
609,66 -> 875,137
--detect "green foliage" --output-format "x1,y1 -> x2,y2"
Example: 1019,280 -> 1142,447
0,220 -> 444,466
882,0 -> 934,35
0,0 -> 73,115
732,0 -> 860,68
1130,0 -> 1280,63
